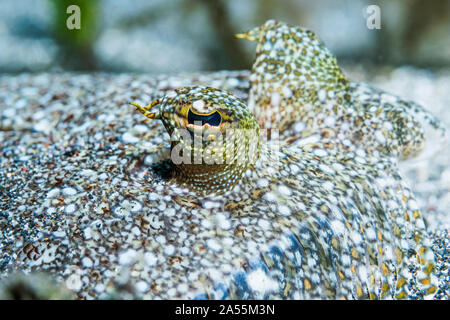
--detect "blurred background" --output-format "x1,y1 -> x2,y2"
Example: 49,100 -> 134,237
0,0 -> 449,73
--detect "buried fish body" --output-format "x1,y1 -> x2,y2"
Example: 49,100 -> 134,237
1,21 -> 445,300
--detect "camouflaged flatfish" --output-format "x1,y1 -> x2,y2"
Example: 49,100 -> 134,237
0,20 -> 446,300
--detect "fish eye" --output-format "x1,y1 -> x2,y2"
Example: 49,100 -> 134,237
187,108 -> 222,127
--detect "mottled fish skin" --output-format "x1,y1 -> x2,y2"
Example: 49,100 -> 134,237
239,20 -> 445,160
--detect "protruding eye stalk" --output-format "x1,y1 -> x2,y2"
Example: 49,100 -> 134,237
129,86 -> 260,195
129,99 -> 161,119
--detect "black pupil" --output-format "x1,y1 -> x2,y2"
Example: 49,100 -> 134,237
188,109 -> 221,127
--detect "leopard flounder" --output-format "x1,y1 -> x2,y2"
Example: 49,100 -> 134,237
2,20 -> 445,300
129,20 -> 444,299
